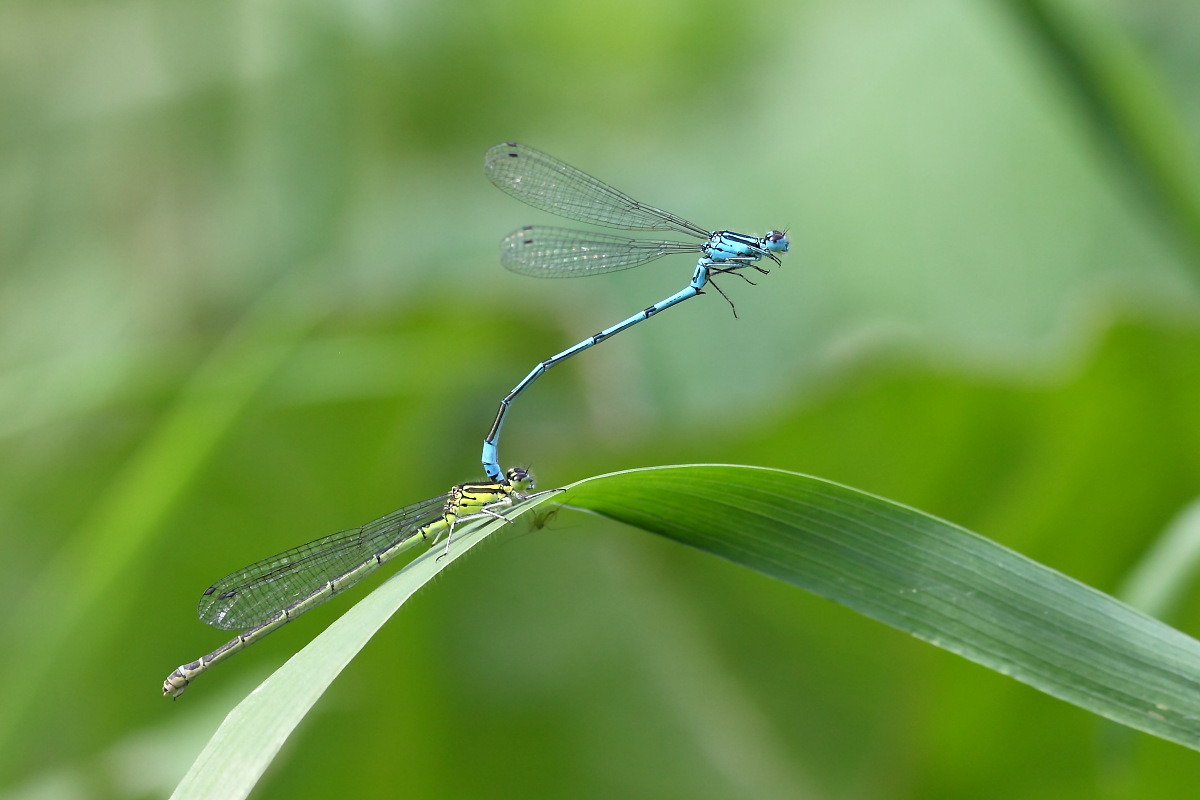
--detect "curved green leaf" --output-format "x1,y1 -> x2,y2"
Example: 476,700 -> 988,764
172,464 -> 1200,799
561,465 -> 1200,750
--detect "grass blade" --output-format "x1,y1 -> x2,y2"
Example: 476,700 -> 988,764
173,462 -> 1200,800
560,465 -> 1200,750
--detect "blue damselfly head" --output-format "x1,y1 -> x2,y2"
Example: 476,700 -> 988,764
764,230 -> 790,253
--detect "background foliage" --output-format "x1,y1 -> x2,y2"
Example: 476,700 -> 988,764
2,0 -> 1199,798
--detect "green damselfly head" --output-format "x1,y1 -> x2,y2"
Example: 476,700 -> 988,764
505,466 -> 534,492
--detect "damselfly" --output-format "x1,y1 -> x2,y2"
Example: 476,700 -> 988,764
162,467 -> 536,697
480,142 -> 789,481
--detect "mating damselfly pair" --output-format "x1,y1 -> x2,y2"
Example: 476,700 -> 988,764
162,143 -> 790,696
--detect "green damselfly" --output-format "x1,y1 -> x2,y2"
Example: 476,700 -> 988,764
163,467 -> 536,697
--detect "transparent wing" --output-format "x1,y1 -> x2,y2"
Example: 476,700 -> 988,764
485,142 -> 711,239
500,226 -> 701,278
197,492 -> 450,631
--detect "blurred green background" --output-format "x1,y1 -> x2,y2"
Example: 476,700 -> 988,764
3,0 -> 1200,797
